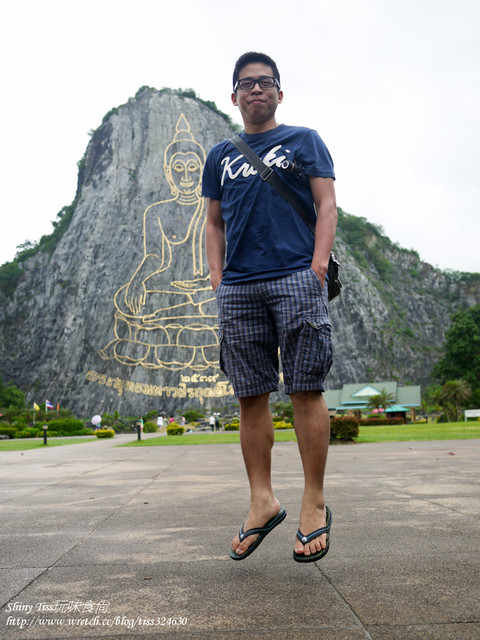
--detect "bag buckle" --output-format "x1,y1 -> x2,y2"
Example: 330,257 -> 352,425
260,166 -> 274,181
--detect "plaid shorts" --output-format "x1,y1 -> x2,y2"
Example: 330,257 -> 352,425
215,268 -> 333,397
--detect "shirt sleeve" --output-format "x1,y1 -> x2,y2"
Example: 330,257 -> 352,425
300,129 -> 335,179
201,146 -> 222,199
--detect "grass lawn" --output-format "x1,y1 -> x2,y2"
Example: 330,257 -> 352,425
120,430 -> 298,447
0,438 -> 97,452
356,422 -> 480,443
120,422 -> 480,447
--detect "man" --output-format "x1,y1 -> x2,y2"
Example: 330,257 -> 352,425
202,52 -> 337,562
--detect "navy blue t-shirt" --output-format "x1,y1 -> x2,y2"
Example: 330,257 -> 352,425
201,124 -> 335,284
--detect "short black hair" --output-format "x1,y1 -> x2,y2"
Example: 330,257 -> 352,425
232,52 -> 281,90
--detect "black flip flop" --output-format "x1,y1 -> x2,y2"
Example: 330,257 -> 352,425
293,506 -> 332,563
229,507 -> 287,560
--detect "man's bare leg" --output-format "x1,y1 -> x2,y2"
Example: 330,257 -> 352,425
231,392 -> 282,556
291,390 -> 330,557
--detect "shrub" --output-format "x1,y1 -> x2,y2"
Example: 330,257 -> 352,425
45,418 -> 90,436
166,423 -> 185,436
143,421 -> 158,433
224,419 -> 239,431
12,418 -> 28,431
273,420 -> 291,430
360,417 -> 405,426
17,427 -> 40,438
95,428 -> 115,438
0,425 -> 18,439
330,416 -> 359,441
184,409 -> 205,423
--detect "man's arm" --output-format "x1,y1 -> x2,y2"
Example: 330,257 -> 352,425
309,177 -> 338,287
205,198 -> 226,290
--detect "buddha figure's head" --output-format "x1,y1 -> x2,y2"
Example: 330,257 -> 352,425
164,114 -> 206,200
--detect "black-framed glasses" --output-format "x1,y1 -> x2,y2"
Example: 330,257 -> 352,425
234,76 -> 280,92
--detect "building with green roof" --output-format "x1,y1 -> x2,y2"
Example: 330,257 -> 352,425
323,382 -> 421,420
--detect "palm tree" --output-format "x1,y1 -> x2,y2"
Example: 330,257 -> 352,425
367,389 -> 395,413
439,380 -> 472,422
367,395 -> 383,412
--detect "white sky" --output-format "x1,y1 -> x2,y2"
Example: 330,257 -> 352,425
1,0 -> 479,272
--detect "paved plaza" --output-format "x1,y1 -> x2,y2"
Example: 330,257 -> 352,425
0,434 -> 479,639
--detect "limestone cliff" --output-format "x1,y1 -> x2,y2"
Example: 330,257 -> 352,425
0,88 -> 479,416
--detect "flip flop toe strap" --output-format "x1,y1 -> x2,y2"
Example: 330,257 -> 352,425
239,508 -> 286,541
296,507 -> 332,544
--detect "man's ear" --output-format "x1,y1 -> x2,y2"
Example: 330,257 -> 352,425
231,92 -> 238,107
277,90 -> 284,104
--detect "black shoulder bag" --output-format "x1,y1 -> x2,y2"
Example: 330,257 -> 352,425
229,135 -> 342,301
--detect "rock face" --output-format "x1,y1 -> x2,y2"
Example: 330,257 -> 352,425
0,88 -> 479,416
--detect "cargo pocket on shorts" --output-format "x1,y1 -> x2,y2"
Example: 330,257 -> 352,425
217,326 -> 226,375
217,326 -> 231,379
298,316 -> 333,378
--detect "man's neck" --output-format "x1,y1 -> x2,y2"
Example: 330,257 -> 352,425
243,117 -> 279,135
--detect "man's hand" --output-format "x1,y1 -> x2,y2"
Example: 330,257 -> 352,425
310,261 -> 328,289
209,273 -> 223,291
205,198 -> 226,291
309,176 -> 337,290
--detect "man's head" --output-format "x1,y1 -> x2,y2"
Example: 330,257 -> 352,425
232,52 -> 281,91
231,52 -> 283,132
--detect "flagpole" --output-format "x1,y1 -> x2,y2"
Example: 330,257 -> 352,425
33,402 -> 36,426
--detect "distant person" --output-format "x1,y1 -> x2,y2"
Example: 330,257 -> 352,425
157,415 -> 164,432
209,415 -> 215,431
203,52 -> 336,562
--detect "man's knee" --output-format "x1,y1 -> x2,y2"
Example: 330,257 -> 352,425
239,392 -> 271,410
291,390 -> 324,406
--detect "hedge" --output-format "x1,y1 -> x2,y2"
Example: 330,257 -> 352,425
0,425 -> 18,439
330,416 -> 359,441
273,420 -> 291,430
95,428 -> 115,438
45,418 -> 94,436
360,417 -> 405,426
17,427 -> 40,438
143,421 -> 158,433
166,423 -> 185,436
224,419 -> 239,431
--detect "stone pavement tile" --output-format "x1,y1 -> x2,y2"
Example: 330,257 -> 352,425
0,562 -> 368,639
57,522 -> 291,566
169,632 -> 371,640
0,568 -> 45,605
319,506 -> 479,559
322,553 -> 479,626
429,496 -> 480,517
0,533 -> 89,569
367,623 -> 480,640
0,503 -> 123,537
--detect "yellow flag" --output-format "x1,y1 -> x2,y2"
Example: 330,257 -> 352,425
34,403 -> 40,411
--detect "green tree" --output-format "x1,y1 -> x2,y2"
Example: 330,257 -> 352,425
272,401 -> 294,420
367,389 -> 395,412
439,379 -> 472,422
0,377 -> 25,410
433,304 -> 480,402
422,383 -> 442,412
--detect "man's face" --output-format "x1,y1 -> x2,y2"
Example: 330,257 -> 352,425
231,62 -> 283,128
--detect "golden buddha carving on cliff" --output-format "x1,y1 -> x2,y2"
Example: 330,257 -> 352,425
99,114 -> 219,371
